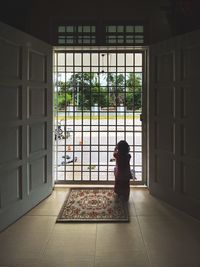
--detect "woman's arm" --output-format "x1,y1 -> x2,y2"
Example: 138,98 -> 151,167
113,152 -> 118,158
113,146 -> 118,158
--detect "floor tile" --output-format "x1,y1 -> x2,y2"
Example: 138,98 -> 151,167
95,249 -> 150,267
28,188 -> 69,216
41,223 -> 97,262
0,216 -> 55,266
95,217 -> 145,255
38,260 -> 94,267
0,187 -> 200,267
138,215 -> 200,267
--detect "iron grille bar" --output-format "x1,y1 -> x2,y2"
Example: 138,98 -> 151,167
81,53 -> 84,181
124,52 -> 127,142
89,53 -> 92,181
97,52 -> 100,182
106,53 -> 109,181
72,52 -> 75,181
63,54 -> 66,181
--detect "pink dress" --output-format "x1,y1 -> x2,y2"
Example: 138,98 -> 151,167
114,152 -> 132,201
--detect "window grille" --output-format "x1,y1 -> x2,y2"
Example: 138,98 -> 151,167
56,23 -> 144,46
105,25 -> 144,45
57,25 -> 96,45
53,50 -> 144,184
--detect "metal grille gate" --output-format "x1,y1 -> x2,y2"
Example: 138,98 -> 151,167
53,49 -> 145,184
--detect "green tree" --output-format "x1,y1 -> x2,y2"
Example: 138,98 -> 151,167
68,73 -> 99,109
126,73 -> 142,110
107,73 -> 125,106
54,72 -> 142,111
55,81 -> 73,109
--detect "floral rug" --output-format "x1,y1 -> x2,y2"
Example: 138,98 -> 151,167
56,188 -> 129,222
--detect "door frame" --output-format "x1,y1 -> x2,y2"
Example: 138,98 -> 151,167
53,46 -> 148,186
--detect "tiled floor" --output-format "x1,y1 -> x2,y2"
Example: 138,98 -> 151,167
0,187 -> 200,267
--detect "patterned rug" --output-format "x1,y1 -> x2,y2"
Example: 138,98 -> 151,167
56,188 -> 129,222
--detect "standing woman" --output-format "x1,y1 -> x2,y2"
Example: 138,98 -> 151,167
113,140 -> 132,201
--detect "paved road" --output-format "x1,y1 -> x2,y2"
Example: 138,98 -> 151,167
54,117 -> 142,181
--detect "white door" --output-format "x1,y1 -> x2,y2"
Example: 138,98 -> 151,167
0,22 -> 53,231
149,30 -> 200,219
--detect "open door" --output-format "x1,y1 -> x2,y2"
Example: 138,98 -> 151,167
149,30 -> 200,219
53,49 -> 146,185
0,22 -> 53,231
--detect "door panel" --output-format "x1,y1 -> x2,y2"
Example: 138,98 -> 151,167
149,30 -> 200,219
0,22 -> 52,231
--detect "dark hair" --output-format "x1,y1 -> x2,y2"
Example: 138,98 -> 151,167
117,140 -> 130,154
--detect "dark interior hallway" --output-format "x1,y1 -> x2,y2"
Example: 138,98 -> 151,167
0,1 -> 200,266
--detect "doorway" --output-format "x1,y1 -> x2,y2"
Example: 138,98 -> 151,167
53,48 -> 147,184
